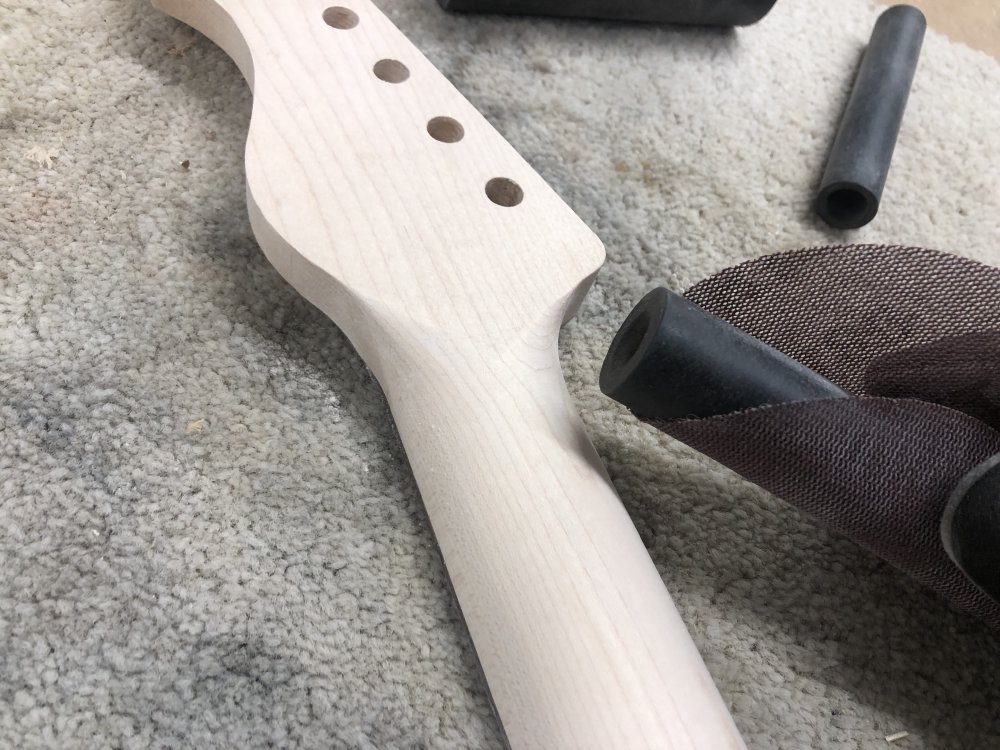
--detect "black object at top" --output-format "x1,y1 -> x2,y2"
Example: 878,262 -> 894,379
600,287 -> 846,421
816,5 -> 926,229
438,0 -> 778,26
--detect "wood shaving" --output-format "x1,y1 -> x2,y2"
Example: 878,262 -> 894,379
24,146 -> 58,168
166,40 -> 196,57
186,419 -> 205,434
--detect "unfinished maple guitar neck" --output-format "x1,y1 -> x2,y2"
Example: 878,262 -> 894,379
151,0 -> 747,747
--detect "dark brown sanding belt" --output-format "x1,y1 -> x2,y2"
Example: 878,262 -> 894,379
655,244 -> 1000,625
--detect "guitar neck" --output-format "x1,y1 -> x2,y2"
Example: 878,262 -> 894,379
151,1 -> 746,746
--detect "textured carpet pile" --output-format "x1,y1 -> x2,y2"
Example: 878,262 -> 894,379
3,0 -> 1000,748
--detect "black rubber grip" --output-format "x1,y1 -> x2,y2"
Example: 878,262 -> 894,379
942,455 -> 1000,605
816,5 -> 926,229
600,288 -> 847,421
437,0 -> 779,27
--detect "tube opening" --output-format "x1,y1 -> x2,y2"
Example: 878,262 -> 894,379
600,288 -> 669,401
817,185 -> 877,229
612,310 -> 651,368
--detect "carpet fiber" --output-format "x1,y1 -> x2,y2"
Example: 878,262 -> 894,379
3,0 -> 1000,747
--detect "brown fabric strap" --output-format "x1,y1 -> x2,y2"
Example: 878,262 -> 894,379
649,245 -> 1000,623
661,397 -> 1000,625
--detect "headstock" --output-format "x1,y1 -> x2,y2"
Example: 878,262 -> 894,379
152,0 -> 605,356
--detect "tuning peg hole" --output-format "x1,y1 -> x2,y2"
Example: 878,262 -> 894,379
486,178 -> 524,207
373,59 -> 410,83
323,7 -> 359,29
427,116 -> 464,143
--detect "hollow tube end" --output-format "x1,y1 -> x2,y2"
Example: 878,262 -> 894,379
600,288 -> 670,412
816,182 -> 879,229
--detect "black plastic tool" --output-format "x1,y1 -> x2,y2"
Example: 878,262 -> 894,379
600,288 -> 846,420
437,0 -> 779,27
816,5 -> 926,229
942,455 -> 1000,605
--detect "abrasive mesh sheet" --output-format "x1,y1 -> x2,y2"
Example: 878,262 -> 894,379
657,245 -> 1000,623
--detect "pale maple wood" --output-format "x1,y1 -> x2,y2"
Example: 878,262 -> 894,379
150,1 -> 747,747
878,0 -> 1000,62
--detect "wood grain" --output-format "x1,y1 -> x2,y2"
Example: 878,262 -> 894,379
879,0 -> 1000,62
150,1 -> 747,747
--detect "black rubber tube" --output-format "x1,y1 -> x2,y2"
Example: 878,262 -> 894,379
600,288 -> 847,421
816,5 -> 926,229
438,0 -> 778,27
942,454 -> 1000,605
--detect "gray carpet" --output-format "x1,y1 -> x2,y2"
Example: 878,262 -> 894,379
4,0 -> 1000,747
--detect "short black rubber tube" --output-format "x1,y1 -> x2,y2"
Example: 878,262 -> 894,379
816,5 -> 926,229
437,0 -> 778,27
600,288 -> 847,421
